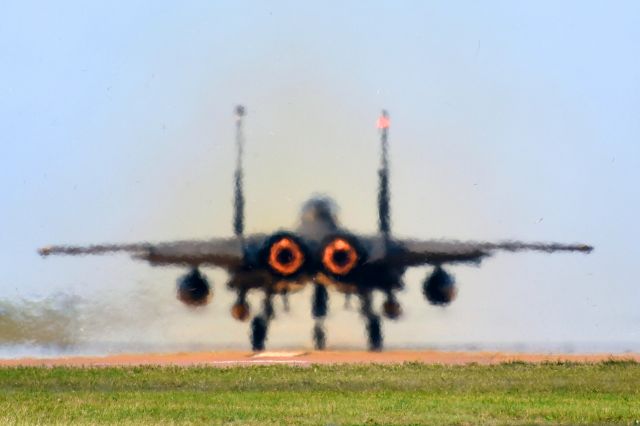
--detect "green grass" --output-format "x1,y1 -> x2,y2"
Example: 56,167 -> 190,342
1,361 -> 639,425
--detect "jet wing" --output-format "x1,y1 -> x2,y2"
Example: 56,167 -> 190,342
388,239 -> 593,267
38,238 -> 247,270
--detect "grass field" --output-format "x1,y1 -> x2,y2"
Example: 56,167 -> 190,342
1,361 -> 638,425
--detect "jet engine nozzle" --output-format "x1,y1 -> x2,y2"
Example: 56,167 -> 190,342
264,233 -> 307,277
177,268 -> 212,306
423,266 -> 457,305
321,236 -> 361,277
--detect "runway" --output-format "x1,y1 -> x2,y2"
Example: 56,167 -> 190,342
1,350 -> 638,367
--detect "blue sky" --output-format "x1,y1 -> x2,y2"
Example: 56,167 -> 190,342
0,1 -> 638,351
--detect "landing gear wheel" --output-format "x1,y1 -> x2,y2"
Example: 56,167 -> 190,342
313,324 -> 326,350
367,316 -> 382,352
251,316 -> 267,351
311,283 -> 329,350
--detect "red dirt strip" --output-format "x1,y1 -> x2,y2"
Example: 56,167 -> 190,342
1,350 -> 638,367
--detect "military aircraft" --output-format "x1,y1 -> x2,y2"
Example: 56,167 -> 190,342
39,106 -> 592,351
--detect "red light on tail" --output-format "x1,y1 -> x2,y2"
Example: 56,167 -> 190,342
322,238 -> 359,276
376,110 -> 390,129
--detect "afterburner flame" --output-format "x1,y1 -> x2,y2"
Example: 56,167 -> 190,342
268,237 -> 305,276
322,237 -> 359,276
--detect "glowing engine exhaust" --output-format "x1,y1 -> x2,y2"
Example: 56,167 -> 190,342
423,266 -> 457,305
177,268 -> 211,306
264,233 -> 307,277
321,236 -> 361,277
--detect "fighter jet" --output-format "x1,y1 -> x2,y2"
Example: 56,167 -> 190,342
39,106 -> 592,351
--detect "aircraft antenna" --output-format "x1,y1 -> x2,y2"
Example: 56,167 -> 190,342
377,109 -> 391,239
233,105 -> 246,238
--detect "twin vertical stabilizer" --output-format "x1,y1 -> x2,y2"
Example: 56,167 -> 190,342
377,110 -> 391,239
233,105 -> 246,239
230,106 -> 392,241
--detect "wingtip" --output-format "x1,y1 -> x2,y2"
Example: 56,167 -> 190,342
38,246 -> 52,256
581,244 -> 594,253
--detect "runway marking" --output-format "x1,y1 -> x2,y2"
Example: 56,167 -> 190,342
206,360 -> 309,365
90,360 -> 311,367
251,351 -> 307,358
